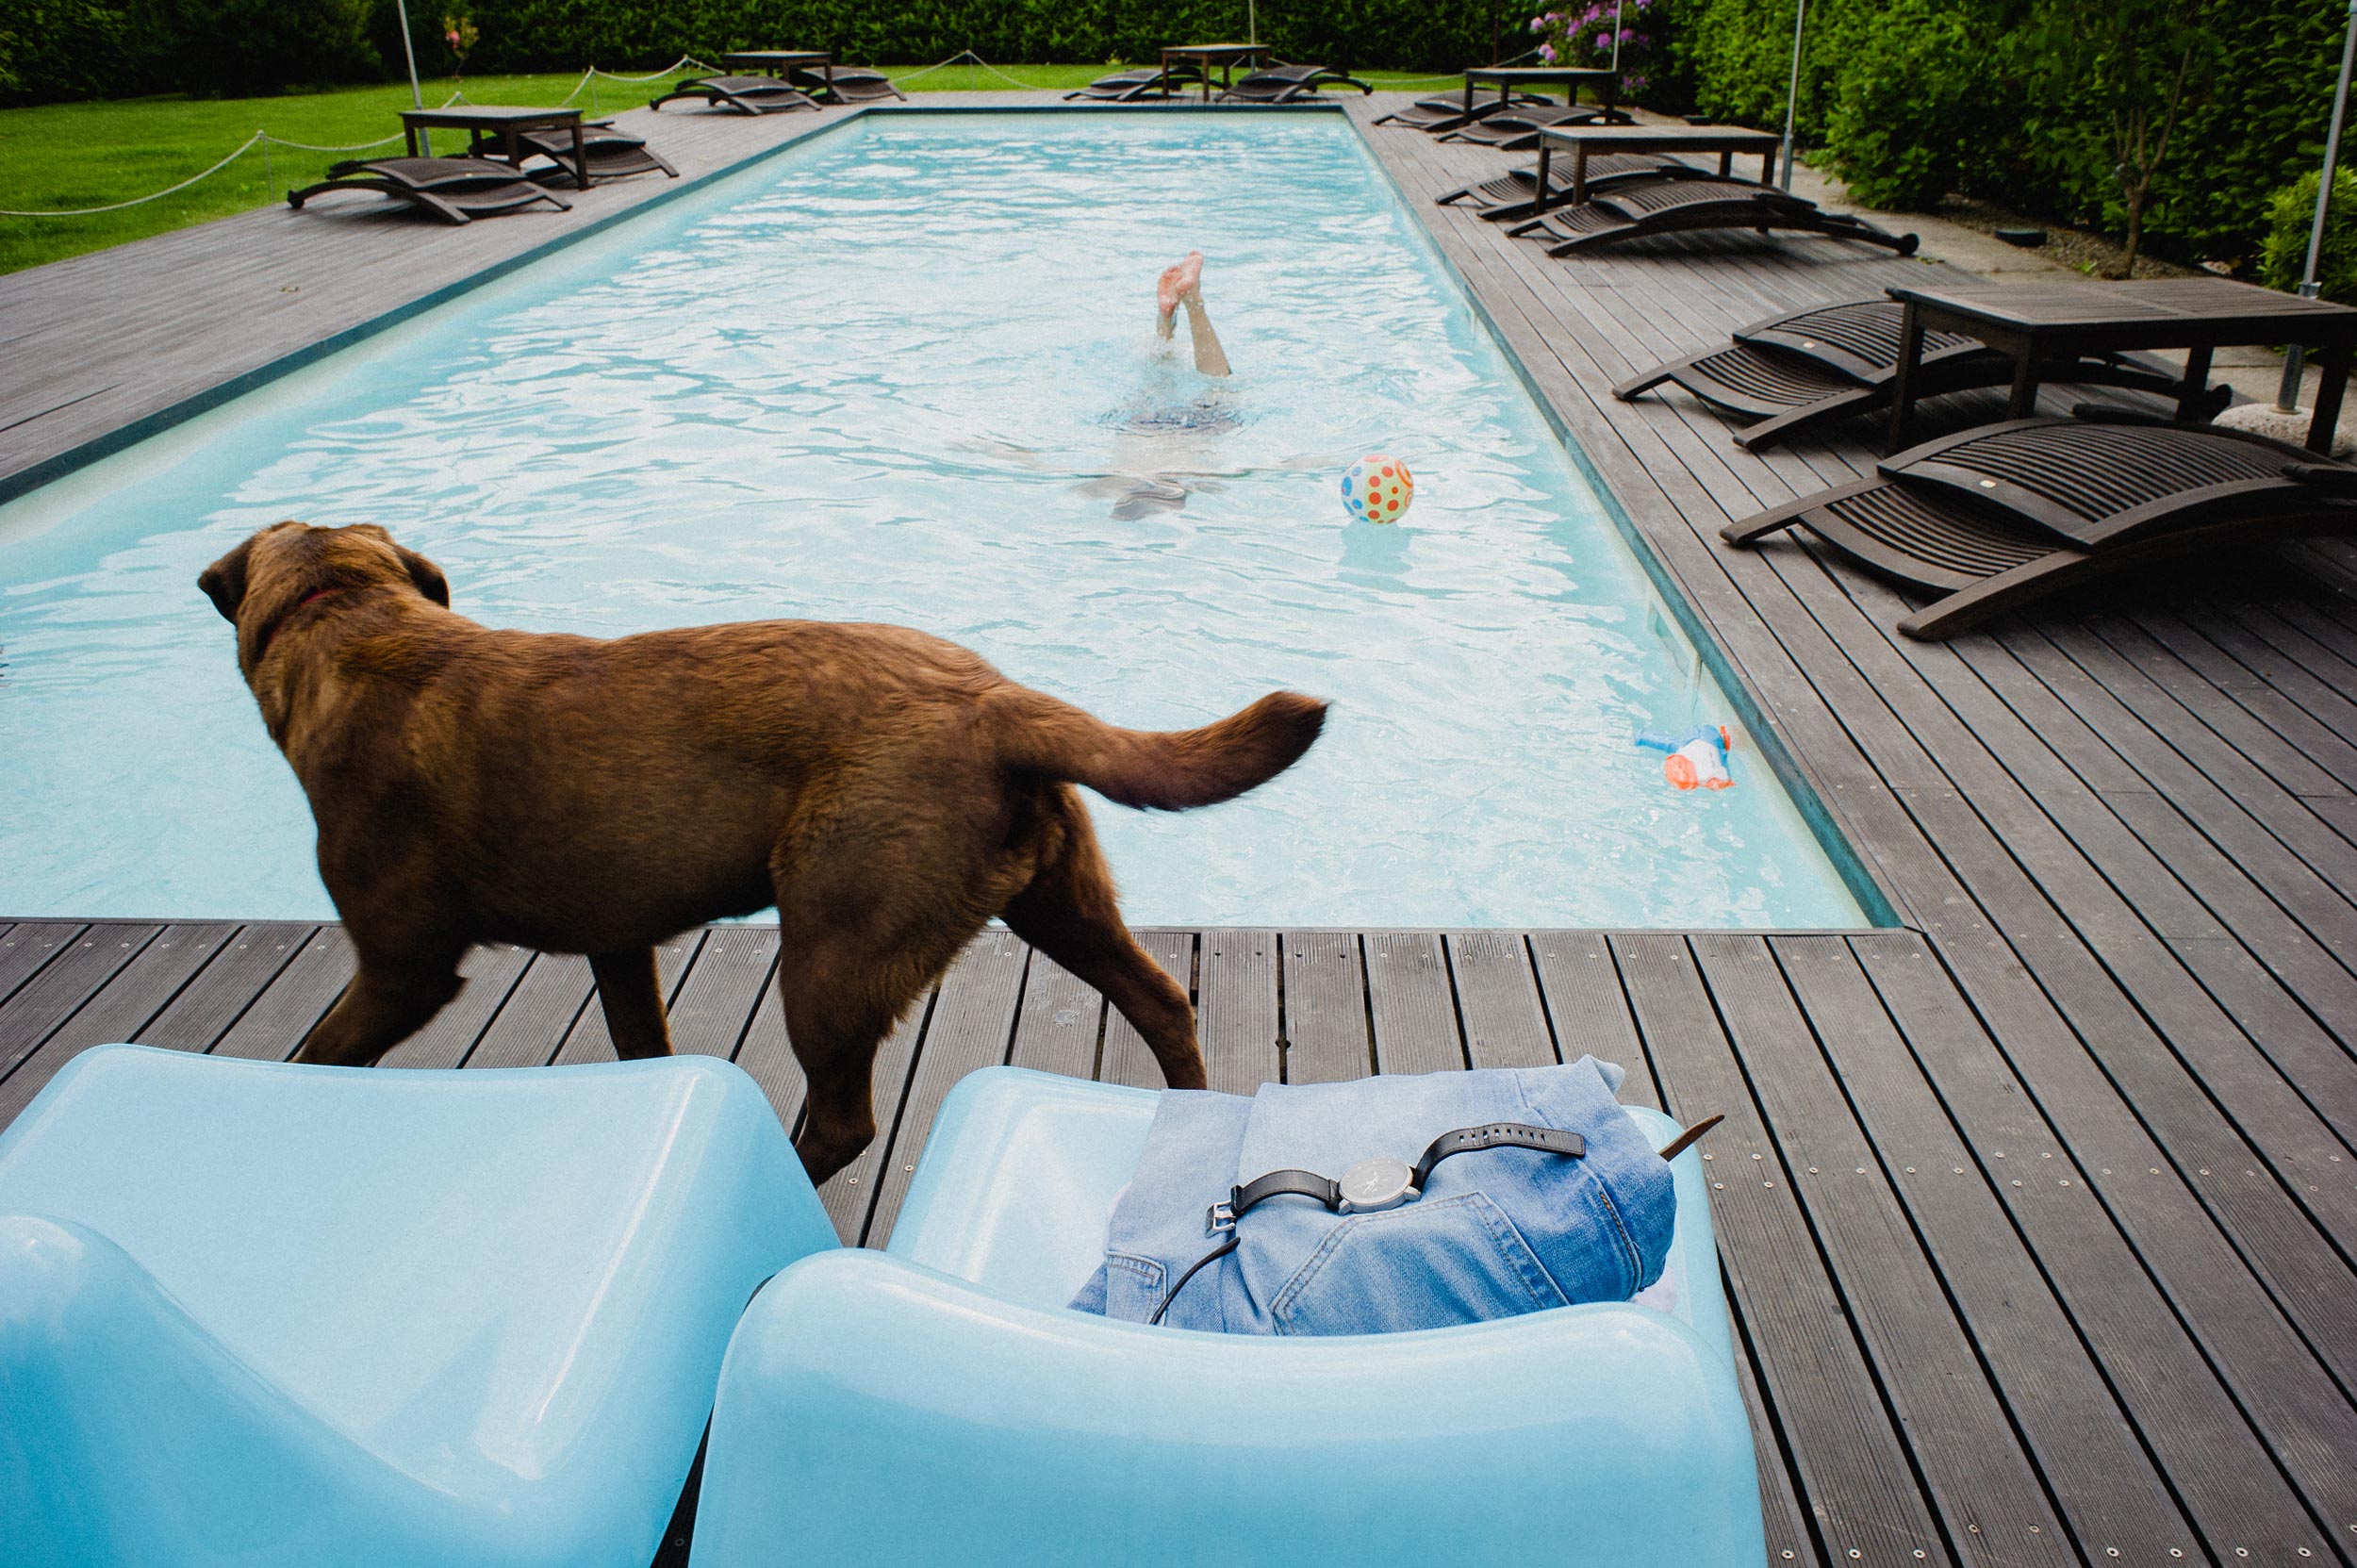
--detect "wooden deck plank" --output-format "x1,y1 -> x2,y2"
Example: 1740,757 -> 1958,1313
1612,933 -> 1947,1565
549,931 -> 705,1066
0,923 -> 159,1084
461,951 -> 595,1070
377,943 -> 533,1069
862,929 -> 1028,1244
0,922 -> 235,1124
1445,933 -> 1558,1069
663,926 -> 778,1062
132,923 -> 318,1053
1198,929 -> 1281,1097
1007,951 -> 1107,1081
1278,931 -> 1371,1084
1761,934 -> 2205,1561
814,981 -> 935,1245
0,922 -> 86,1009
1363,932 -> 1464,1076
207,927 -> 354,1060
1854,937 -> 2357,1553
1526,933 -> 1651,1105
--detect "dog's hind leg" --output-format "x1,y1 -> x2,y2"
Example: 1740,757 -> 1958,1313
295,948 -> 465,1067
590,947 -> 675,1059
998,788 -> 1206,1091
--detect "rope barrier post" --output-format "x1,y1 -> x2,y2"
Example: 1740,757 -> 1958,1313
261,132 -> 273,201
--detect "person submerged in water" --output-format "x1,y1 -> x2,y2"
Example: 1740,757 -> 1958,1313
1155,251 -> 1231,377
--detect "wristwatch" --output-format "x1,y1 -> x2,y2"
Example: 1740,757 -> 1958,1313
1207,1121 -> 1588,1234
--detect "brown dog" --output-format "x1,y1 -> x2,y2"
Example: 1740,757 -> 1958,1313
199,520 -> 1325,1179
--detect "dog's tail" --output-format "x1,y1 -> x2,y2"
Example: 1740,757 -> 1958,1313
992,686 -> 1327,811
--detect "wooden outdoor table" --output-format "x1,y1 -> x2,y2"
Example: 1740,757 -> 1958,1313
1460,66 -> 1621,118
401,106 -> 586,191
720,50 -> 835,100
1161,43 -> 1270,103
1530,123 -> 1779,210
1884,276 -> 2357,454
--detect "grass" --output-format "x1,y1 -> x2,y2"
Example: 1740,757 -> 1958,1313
0,65 -> 1455,275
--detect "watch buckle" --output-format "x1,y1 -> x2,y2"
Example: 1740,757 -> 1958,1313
1206,1198 -> 1238,1235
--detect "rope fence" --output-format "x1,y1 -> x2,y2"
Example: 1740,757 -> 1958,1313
2,48 -> 1498,220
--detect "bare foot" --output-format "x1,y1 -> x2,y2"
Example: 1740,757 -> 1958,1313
1156,252 -> 1204,337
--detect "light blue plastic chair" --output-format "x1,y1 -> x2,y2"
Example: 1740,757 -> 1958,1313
690,1066 -> 1767,1567
0,1044 -> 835,1568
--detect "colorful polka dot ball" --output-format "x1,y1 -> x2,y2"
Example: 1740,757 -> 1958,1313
1341,454 -> 1414,523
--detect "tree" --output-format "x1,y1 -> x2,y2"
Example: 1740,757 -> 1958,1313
2033,0 -> 2218,275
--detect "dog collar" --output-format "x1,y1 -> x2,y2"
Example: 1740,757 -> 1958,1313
251,586 -> 346,665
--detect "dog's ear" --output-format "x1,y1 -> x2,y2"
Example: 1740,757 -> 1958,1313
393,543 -> 451,607
197,536 -> 255,622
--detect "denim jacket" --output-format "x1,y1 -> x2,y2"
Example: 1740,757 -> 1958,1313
1070,1058 -> 1674,1336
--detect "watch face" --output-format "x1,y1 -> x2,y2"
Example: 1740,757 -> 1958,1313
1339,1157 -> 1416,1212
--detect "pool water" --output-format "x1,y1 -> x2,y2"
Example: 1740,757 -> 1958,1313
0,113 -> 1868,929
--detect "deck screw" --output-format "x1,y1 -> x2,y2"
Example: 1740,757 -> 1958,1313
1855,1167 -> 1866,1174
1752,1152 -> 1762,1160
1953,1167 -> 1964,1174
1808,1166 -> 1819,1174
904,1164 -> 914,1172
2012,1180 -> 2021,1187
1781,1554 -> 1795,1561
2200,1168 -> 2211,1176
2041,1151 -> 2052,1158
1703,1153 -> 1713,1161
1915,1554 -> 1927,1561
1905,1166 -> 1917,1173
1764,1181 -> 1773,1188
1993,1151 -> 2005,1158
2060,1180 -> 2070,1187
2107,1550 -> 2120,1558
2030,1526 -> 2040,1533
1713,1181 -> 1723,1190
2150,1167 -> 2160,1174
2170,1551 -> 2184,1559
1848,1552 -> 1861,1560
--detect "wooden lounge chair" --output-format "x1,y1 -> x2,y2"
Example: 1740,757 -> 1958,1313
468,121 -> 677,186
1441,101 -> 1632,148
1437,153 -> 1712,220
1373,92 -> 1554,133
285,157 -> 571,224
1508,176 -> 1919,256
1065,64 -> 1206,101
792,64 -> 905,102
1615,298 -> 2215,452
1721,411 -> 2357,638
650,74 -> 819,114
1216,63 -> 1374,103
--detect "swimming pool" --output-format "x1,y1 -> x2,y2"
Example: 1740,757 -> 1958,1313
0,112 -> 1871,929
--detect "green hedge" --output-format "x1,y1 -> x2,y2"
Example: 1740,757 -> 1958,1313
0,0 -> 1563,103
1674,0 -> 2353,270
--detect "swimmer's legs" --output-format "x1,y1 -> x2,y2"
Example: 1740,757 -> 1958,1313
1157,255 -> 1192,340
1181,293 -> 1231,377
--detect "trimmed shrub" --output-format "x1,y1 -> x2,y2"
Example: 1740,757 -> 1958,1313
1817,0 -> 1991,210
0,0 -> 154,104
2259,168 -> 2357,304
154,0 -> 379,95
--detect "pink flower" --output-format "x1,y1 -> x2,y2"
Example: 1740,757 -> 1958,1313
1538,41 -> 1558,61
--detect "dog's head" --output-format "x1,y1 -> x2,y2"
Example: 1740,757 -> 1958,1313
199,521 -> 451,679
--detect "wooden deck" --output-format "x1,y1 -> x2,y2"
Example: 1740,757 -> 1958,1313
6,91 -> 2357,1568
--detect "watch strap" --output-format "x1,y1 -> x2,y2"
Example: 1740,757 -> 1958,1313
1231,1168 -> 1342,1219
1411,1122 -> 1585,1191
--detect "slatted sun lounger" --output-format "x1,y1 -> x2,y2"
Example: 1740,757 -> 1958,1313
1065,64 -> 1205,101
1438,153 -> 1712,220
650,74 -> 820,114
1721,411 -> 2357,638
1216,63 -> 1374,103
1615,298 -> 2215,452
1373,92 -> 1553,133
793,64 -> 905,102
469,120 -> 677,185
285,156 -> 572,224
1507,176 -> 1919,257
1441,102 -> 1630,149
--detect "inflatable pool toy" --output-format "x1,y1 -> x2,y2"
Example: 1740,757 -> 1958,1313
1342,454 -> 1414,523
1637,725 -> 1734,790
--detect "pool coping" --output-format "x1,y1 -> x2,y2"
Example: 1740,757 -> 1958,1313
1,97 -> 1899,929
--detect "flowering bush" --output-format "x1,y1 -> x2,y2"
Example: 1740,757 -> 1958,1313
1528,0 -> 1654,97
442,12 -> 479,82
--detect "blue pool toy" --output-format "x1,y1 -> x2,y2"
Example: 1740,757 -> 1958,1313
1637,723 -> 1735,790
688,1067 -> 1765,1567
0,1045 -> 835,1568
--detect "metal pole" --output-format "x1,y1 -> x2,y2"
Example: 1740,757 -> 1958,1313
1778,0 -> 1806,192
1247,0 -> 1257,46
392,0 -> 424,108
2280,0 -> 2357,413
1611,0 -> 1624,72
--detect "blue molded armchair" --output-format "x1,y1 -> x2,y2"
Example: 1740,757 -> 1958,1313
0,1044 -> 835,1568
690,1066 -> 1767,1567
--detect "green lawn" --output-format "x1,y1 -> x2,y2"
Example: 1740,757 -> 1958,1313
0,65 -> 1451,275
